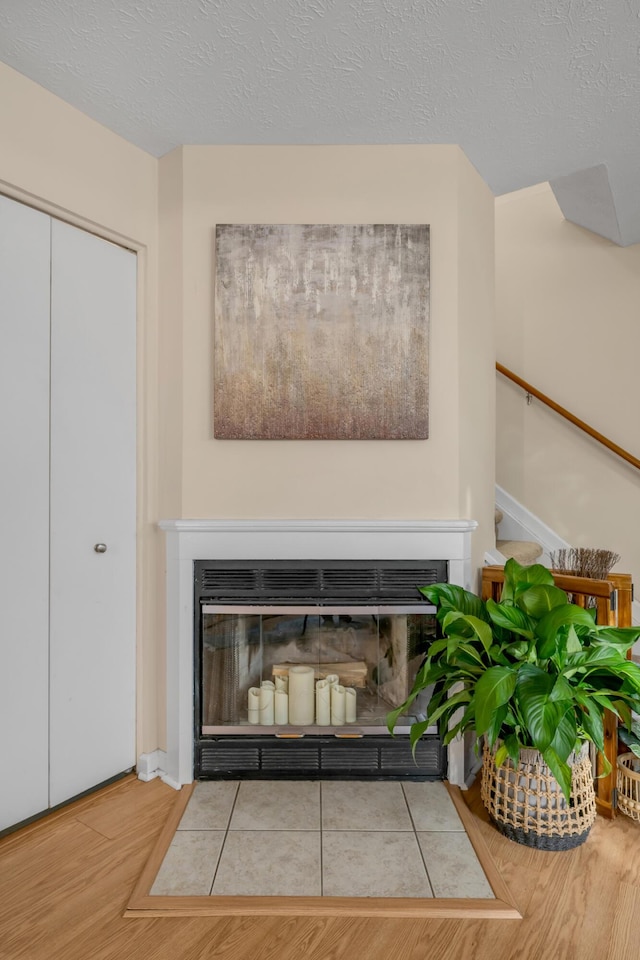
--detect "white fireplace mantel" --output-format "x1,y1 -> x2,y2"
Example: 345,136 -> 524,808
156,518 -> 478,789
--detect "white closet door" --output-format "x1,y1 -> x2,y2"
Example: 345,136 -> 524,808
0,197 -> 51,830
49,221 -> 136,806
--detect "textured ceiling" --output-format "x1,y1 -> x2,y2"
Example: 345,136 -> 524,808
1,0 -> 639,243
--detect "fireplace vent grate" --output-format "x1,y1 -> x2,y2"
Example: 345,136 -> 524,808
319,746 -> 380,770
261,569 -> 323,596
197,736 -> 446,780
380,568 -> 440,595
380,740 -> 442,771
197,560 -> 446,604
260,747 -> 321,771
200,745 -> 262,773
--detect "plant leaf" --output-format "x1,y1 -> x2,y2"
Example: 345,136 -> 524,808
593,752 -> 612,780
474,666 -> 517,735
419,584 -> 489,622
453,642 -> 486,667
568,645 -> 628,672
442,701 -> 477,745
619,719 -> 640,754
502,558 -> 555,603
489,643 -> 510,666
500,558 -> 526,602
595,626 -> 640,650
409,719 -> 431,753
566,625 -> 583,655
486,703 -> 509,748
515,563 -> 556,587
535,604 -> 599,657
485,599 -> 536,640
550,709 -> 578,763
614,661 -> 640,694
515,665 -> 564,752
386,686 -> 425,733
574,691 -> 605,753
504,733 -> 521,765
542,747 -> 573,804
504,640 -> 530,659
425,637 -> 450,658
611,699 -> 633,728
549,675 -> 574,702
590,693 -> 623,717
517,585 -> 568,619
425,689 -> 472,727
441,612 -> 493,653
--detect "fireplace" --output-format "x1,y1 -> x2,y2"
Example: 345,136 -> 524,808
194,560 -> 447,779
157,519 -> 477,790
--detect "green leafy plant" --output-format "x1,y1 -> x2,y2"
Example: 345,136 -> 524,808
388,558 -> 640,801
619,719 -> 640,759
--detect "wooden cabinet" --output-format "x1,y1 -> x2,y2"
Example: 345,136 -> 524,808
0,196 -> 137,831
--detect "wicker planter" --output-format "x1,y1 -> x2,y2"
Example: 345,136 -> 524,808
481,741 -> 597,850
617,752 -> 640,821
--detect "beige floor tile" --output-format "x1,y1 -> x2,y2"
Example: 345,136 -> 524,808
402,781 -> 465,831
322,831 -> 433,898
177,781 -> 239,830
321,781 -> 412,831
150,830 -> 225,896
417,831 -> 495,898
211,830 -> 321,896
150,781 -> 499,900
229,780 -> 320,831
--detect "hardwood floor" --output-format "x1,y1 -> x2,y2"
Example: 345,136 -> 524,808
1,774 -> 639,960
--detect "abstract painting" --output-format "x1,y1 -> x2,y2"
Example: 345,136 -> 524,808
213,224 -> 430,439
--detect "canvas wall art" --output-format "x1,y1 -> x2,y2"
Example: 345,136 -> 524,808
213,223 -> 430,439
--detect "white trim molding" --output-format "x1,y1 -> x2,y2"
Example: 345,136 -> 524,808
136,749 -> 167,783
495,485 -> 570,567
158,518 -> 479,788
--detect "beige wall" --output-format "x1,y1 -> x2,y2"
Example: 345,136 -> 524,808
169,145 -> 494,534
0,62 -> 161,756
495,182 -> 640,591
157,149 -> 184,520
457,155 -> 496,588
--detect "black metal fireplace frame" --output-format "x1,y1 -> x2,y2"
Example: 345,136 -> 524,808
193,559 -> 448,781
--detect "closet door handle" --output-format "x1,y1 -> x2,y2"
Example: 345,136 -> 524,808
94,543 -> 107,553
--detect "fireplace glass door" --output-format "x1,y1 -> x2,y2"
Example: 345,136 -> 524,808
201,604 -> 437,735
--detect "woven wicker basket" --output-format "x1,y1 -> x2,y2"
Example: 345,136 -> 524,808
481,741 -> 597,850
616,752 -> 640,821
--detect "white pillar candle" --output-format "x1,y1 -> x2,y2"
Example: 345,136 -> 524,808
315,679 -> 331,725
275,675 -> 289,693
325,673 -> 339,690
248,687 -> 261,724
259,681 -> 275,725
274,689 -> 289,725
288,665 -> 315,724
345,686 -> 357,723
331,683 -> 346,725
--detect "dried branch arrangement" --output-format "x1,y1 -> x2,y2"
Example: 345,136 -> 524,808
549,547 -> 621,581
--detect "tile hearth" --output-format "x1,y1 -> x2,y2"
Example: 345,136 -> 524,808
149,780 -> 494,900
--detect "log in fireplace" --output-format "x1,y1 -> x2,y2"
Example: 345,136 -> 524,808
194,560 -> 447,780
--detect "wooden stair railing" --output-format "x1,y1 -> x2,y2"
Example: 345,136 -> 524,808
496,362 -> 640,471
481,565 -> 634,820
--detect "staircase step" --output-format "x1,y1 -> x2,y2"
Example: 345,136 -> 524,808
497,539 -> 543,566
